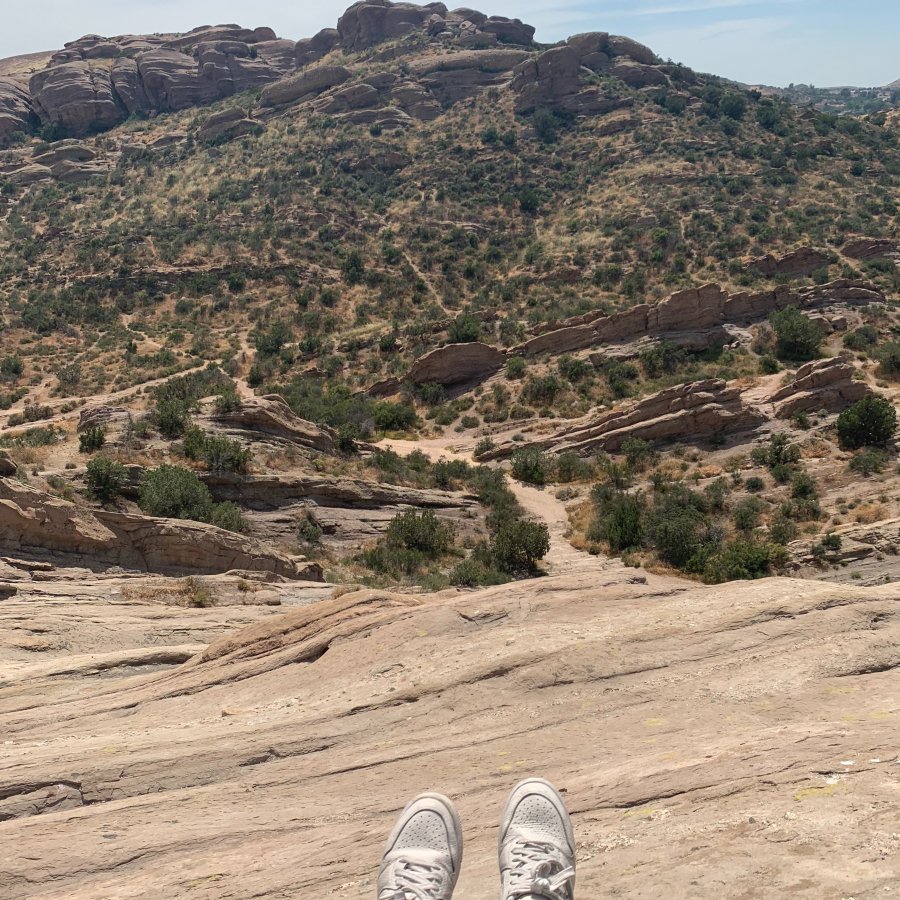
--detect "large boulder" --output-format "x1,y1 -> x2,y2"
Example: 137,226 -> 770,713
0,78 -> 37,144
260,65 -> 352,107
769,358 -> 872,419
336,1 -> 449,51
842,238 -> 899,261
607,34 -> 656,64
209,395 -> 336,453
137,49 -> 220,111
407,342 -> 505,385
295,28 -> 341,67
480,15 -> 535,45
198,106 -> 262,143
746,247 -> 833,277
29,62 -> 126,136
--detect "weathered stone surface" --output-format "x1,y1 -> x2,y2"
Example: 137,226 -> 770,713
260,65 -> 351,107
0,479 -> 317,580
518,279 -> 886,358
205,473 -> 475,511
337,1 -> 448,51
197,106 -> 261,143
29,62 -> 126,136
746,247 -> 833,277
769,357 -> 872,418
480,15 -> 535,45
2,571 -> 896,896
488,379 -> 765,458
76,406 -> 130,433
209,394 -> 336,453
0,77 -> 36,144
295,28 -> 341,67
841,238 -> 899,261
109,57 -> 149,115
607,34 -> 656,64
6,163 -> 53,186
611,59 -> 668,88
407,341 -> 505,385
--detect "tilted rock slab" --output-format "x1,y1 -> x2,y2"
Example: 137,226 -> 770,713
745,246 -> 833,277
0,479 -> 319,580
768,357 -> 872,418
485,379 -> 765,458
407,341 -> 506,385
0,571 -> 897,896
209,394 -> 336,453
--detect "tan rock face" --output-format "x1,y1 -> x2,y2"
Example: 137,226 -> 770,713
486,379 -> 765,458
842,237 -> 899,260
745,246 -> 833,277
0,478 -> 318,580
1,571 -> 897,897
0,77 -> 36,144
197,107 -> 262,143
260,64 -> 351,106
209,394 -> 336,452
407,341 -> 506,385
517,279 -> 885,358
769,357 -> 872,418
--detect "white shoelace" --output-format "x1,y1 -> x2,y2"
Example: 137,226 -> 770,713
503,840 -> 575,900
378,857 -> 451,900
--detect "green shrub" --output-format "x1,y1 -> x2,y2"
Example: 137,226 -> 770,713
0,355 -> 23,378
733,497 -> 765,532
621,437 -> 655,471
745,476 -> 765,493
769,306 -> 823,361
449,554 -> 508,587
208,501 -> 245,532
373,401 -> 418,432
848,448 -> 888,476
79,426 -> 106,454
506,356 -> 526,379
86,456 -> 127,504
473,437 -> 496,460
522,375 -> 562,406
555,451 -> 593,483
769,515 -> 798,545
491,520 -> 550,575
153,398 -> 191,438
511,447 -> 549,485
836,395 -> 897,449
181,426 -> 251,474
758,354 -> 781,375
648,485 -> 716,571
843,325 -> 879,352
876,342 -> 900,378
704,539 -> 784,583
447,314 -> 481,343
385,509 -> 453,556
139,465 -> 214,520
588,489 -> 645,552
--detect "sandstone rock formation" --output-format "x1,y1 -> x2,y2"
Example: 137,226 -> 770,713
208,394 -> 336,453
0,478 -> 319,580
407,341 -> 505,385
76,405 -> 130,433
0,77 -> 36,144
841,237 -> 899,261
745,246 -> 833,277
486,379 -> 765,458
197,106 -> 262,143
259,64 -> 351,107
1,570 -> 897,896
517,279 -> 885,358
768,357 -> 871,418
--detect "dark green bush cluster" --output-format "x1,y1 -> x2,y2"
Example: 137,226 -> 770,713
587,478 -> 785,584
769,307 -> 823,361
138,464 -> 245,532
181,426 -> 251,474
78,426 -> 106,454
511,447 -> 596,486
86,456 -> 127,503
361,510 -> 454,578
150,367 -> 235,438
836,395 -> 897,450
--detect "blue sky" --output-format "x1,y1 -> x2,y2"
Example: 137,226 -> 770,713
1,1 -> 897,87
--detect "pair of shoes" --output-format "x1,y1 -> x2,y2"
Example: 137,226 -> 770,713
376,778 -> 575,900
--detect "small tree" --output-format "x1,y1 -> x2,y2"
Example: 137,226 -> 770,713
79,426 -> 106,454
139,465 -> 214,520
511,447 -> 549,486
491,520 -> 550,575
86,456 -> 127,504
769,306 -> 822,361
836,395 -> 898,449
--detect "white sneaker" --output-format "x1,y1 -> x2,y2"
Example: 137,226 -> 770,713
377,793 -> 463,900
498,779 -> 576,900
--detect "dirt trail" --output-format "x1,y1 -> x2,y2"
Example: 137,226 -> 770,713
378,436 -> 612,574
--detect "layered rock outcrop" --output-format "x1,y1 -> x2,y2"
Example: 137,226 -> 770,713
485,379 -> 765,458
0,479 -> 318,580
259,65 -> 351,107
517,279 -> 884,358
768,357 -> 871,418
842,238 -> 898,261
0,77 -> 36,142
208,395 -> 336,453
407,341 -> 505,385
745,247 -> 833,277
197,106 -> 262,143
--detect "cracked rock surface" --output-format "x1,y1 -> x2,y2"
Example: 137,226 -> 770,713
1,567 -> 898,897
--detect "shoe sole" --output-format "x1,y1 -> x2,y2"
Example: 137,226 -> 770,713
498,777 -> 575,855
383,792 -> 464,881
